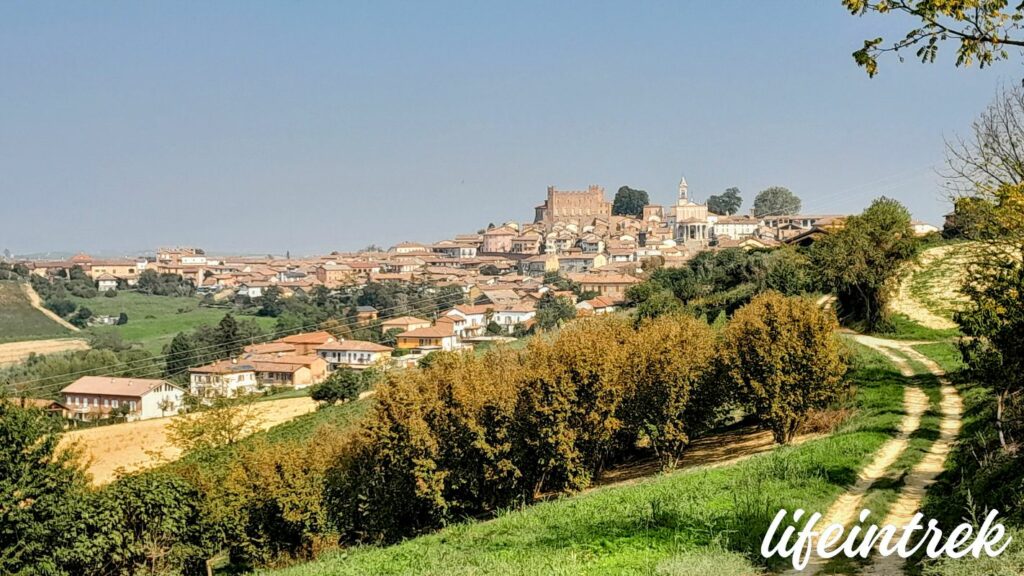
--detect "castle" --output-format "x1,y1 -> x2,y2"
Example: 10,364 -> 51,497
533,185 -> 612,228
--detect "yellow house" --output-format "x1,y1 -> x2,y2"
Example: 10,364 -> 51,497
396,325 -> 459,351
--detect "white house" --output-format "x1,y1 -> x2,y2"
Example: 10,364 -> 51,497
710,215 -> 761,241
443,304 -> 493,337
493,303 -> 537,333
96,273 -> 118,292
315,340 -> 393,371
189,360 -> 259,397
912,221 -> 940,236
61,376 -> 185,421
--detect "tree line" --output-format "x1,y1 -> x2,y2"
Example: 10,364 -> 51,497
0,291 -> 847,574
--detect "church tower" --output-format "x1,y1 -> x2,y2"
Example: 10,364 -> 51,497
678,176 -> 689,204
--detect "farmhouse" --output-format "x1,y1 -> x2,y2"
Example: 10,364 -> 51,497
61,376 -> 185,421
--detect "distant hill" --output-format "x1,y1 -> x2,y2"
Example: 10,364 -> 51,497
0,281 -> 73,343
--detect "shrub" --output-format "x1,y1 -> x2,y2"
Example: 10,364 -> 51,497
720,292 -> 848,443
617,314 -> 718,467
310,369 -> 367,406
218,430 -> 348,566
64,472 -> 213,575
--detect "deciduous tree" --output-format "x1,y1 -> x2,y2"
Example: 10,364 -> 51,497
612,186 -> 650,217
753,186 -> 801,217
720,292 -> 848,444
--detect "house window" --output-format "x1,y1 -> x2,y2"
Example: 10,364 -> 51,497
103,399 -> 109,407
112,400 -> 119,408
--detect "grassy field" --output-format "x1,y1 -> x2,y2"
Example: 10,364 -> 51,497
906,243 -> 972,323
256,343 -> 916,576
69,292 -> 276,352
0,281 -> 72,342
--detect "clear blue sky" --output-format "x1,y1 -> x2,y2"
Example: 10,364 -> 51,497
0,1 -> 1015,255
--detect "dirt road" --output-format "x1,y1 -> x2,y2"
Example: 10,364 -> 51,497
21,282 -> 80,331
780,334 -> 962,576
61,396 -> 319,485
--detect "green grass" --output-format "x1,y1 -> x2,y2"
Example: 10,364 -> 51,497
879,313 -> 960,342
907,243 -> 972,324
0,281 -> 72,342
255,342 -> 916,576
69,292 -> 276,352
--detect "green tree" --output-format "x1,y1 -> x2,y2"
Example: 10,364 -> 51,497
535,291 -> 576,330
841,0 -> 1024,77
310,369 -> 367,405
167,397 -> 266,452
753,186 -> 801,217
258,285 -> 284,317
810,197 -> 918,331
611,186 -> 649,217
720,292 -> 848,444
954,183 -> 1024,449
0,401 -> 89,575
216,313 -> 243,358
69,306 -> 93,328
66,472 -> 212,575
165,332 -> 197,377
706,187 -> 742,215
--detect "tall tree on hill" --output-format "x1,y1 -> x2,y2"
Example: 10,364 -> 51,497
165,332 -> 197,377
612,186 -> 649,217
810,197 -> 917,331
753,186 -> 801,217
706,187 -> 743,215
216,313 -> 243,358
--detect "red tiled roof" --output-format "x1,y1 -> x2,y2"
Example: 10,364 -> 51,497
276,331 -> 335,345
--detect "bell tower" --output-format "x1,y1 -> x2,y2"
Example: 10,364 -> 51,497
678,176 -> 689,204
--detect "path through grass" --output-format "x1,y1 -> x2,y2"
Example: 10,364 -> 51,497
256,342 -> 916,576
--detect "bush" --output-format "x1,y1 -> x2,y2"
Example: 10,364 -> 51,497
45,297 -> 77,317
617,314 -> 718,467
310,369 -> 370,406
720,292 -> 849,443
217,430 -> 348,566
64,472 -> 213,575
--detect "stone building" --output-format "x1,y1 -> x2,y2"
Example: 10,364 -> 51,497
534,185 -> 612,228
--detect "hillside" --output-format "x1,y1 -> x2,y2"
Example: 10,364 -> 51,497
889,243 -> 973,331
0,280 -> 74,343
256,339 -> 957,576
68,292 -> 276,352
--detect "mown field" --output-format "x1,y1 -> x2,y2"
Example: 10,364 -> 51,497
255,343 -> 921,576
69,292 -> 276,352
0,280 -> 72,342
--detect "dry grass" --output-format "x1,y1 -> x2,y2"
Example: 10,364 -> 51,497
60,396 -> 318,485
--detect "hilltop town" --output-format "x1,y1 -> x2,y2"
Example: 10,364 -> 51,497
3,180 -> 943,420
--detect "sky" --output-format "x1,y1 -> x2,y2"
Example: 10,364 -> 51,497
0,1 -> 1017,256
